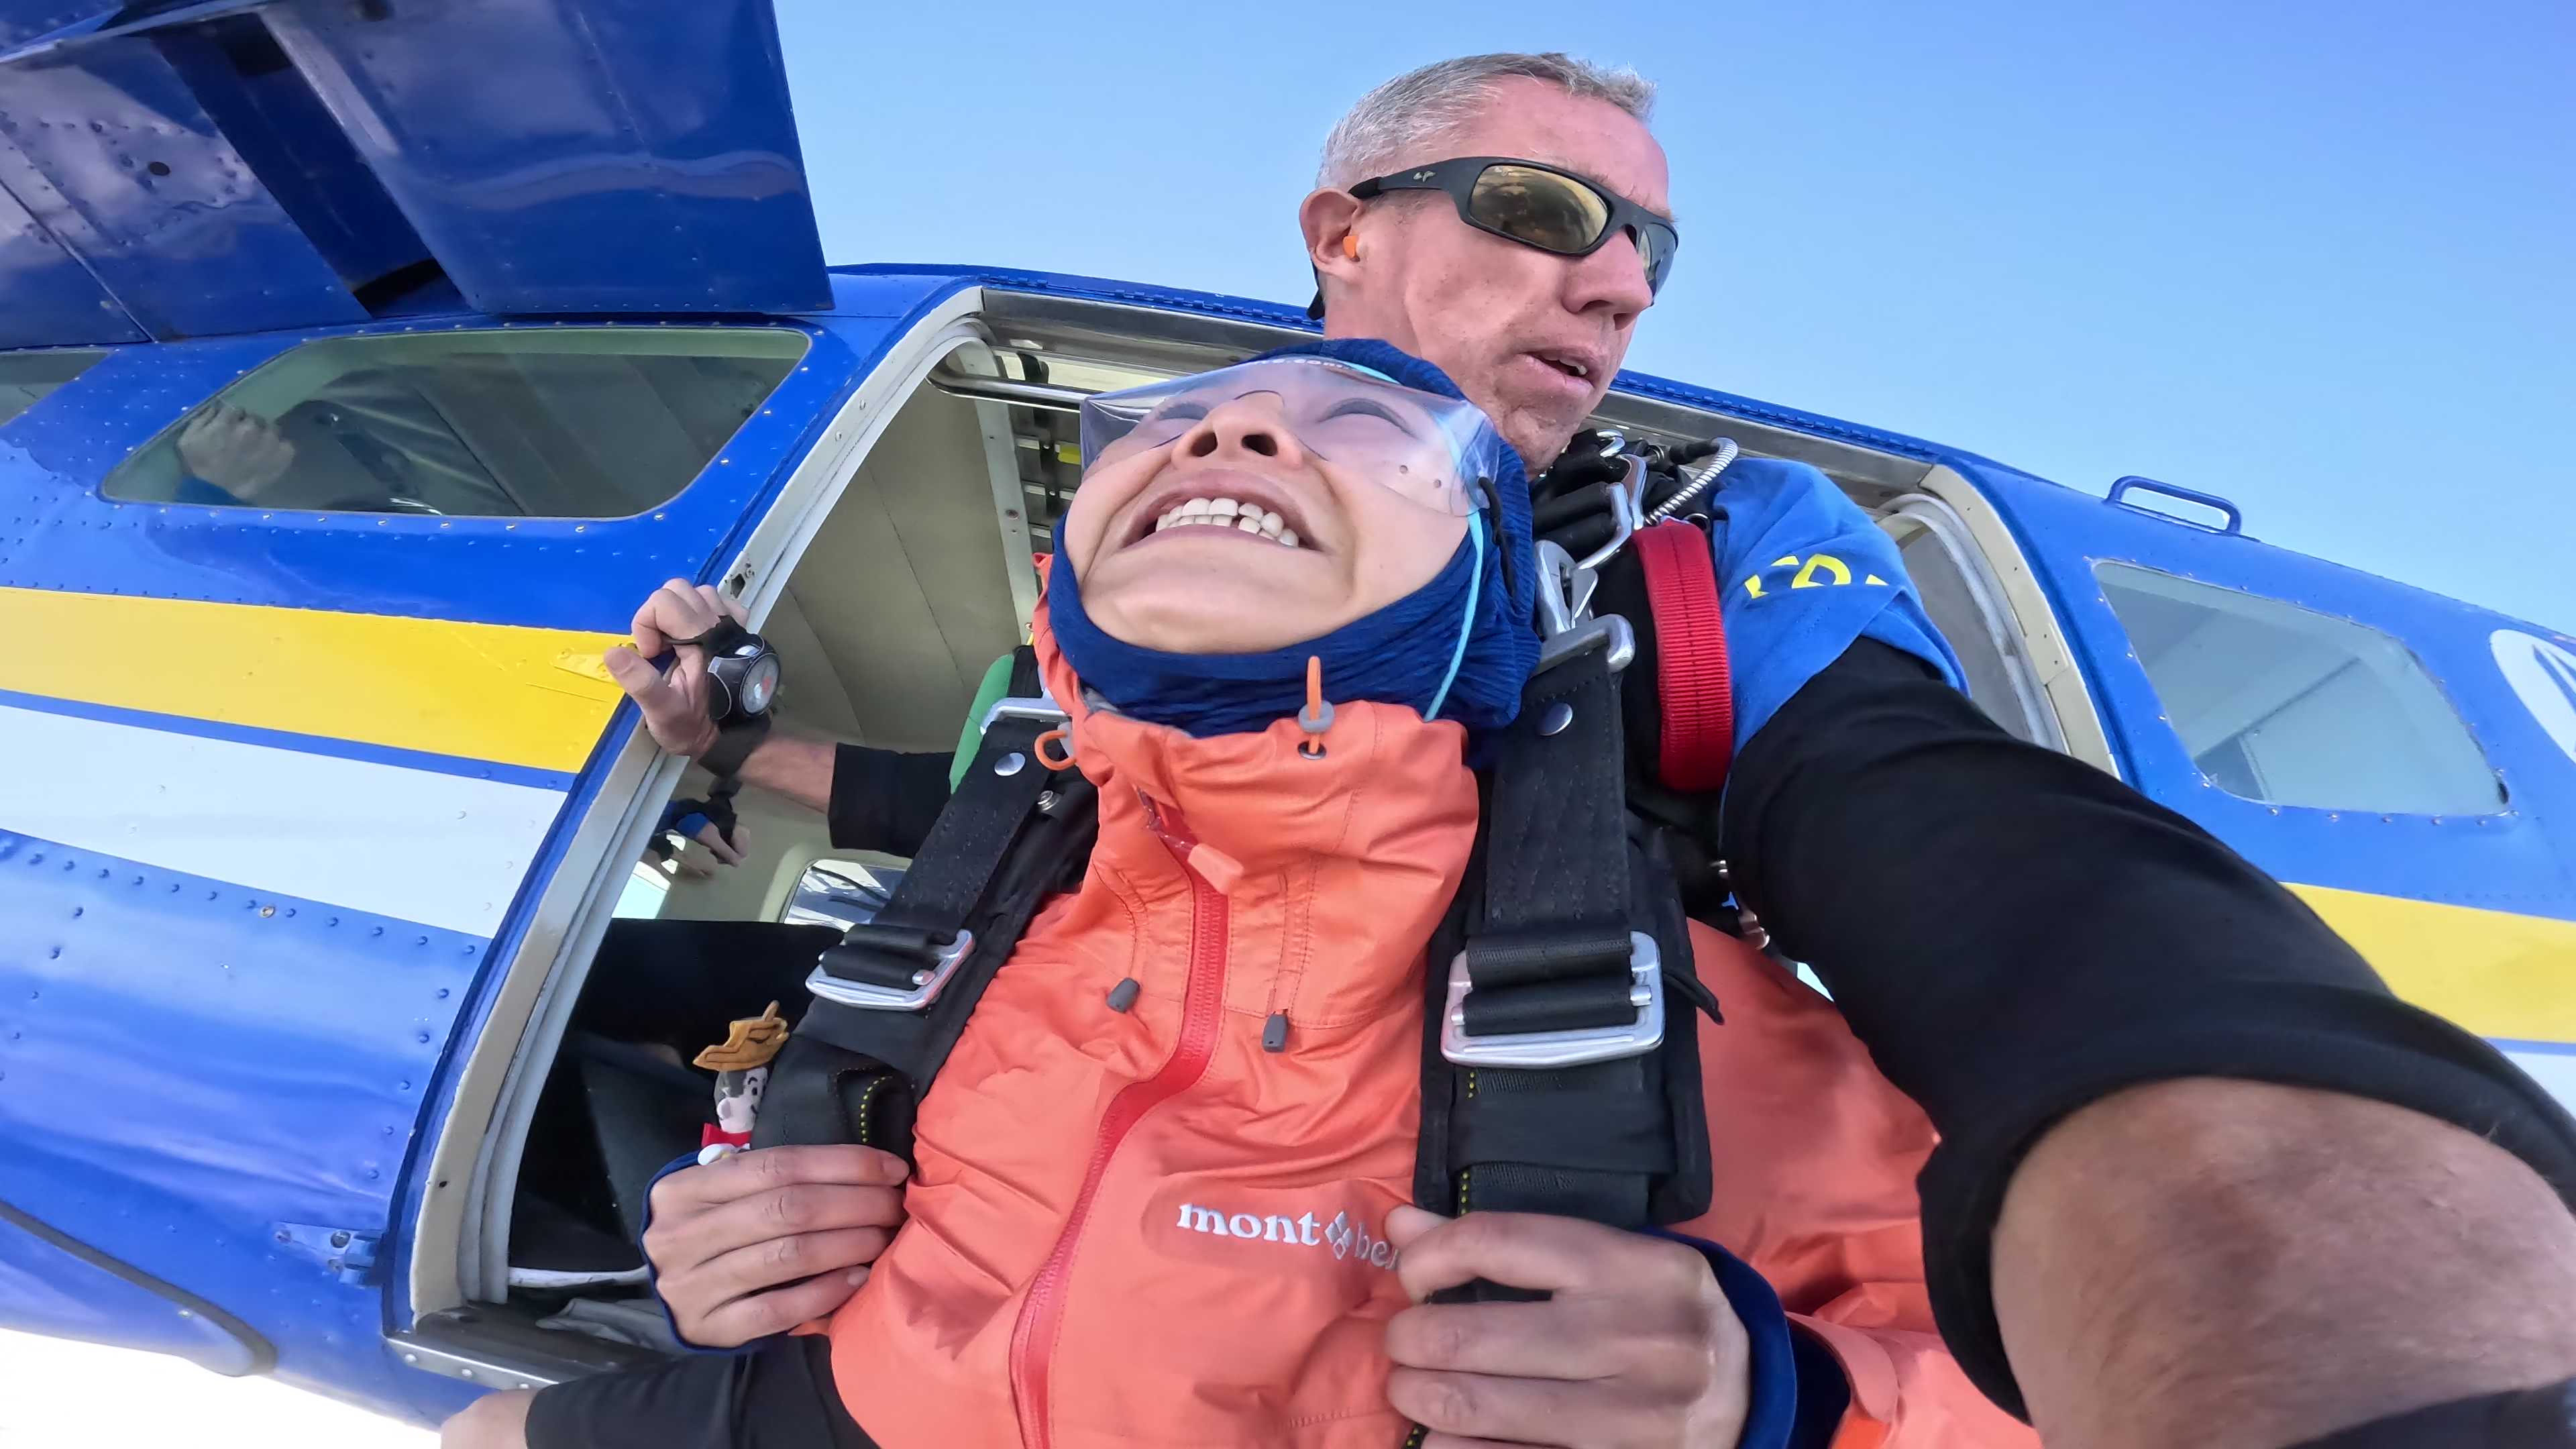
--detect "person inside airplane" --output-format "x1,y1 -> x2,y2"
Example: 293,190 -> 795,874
172,402 -> 301,506
172,394 -> 507,515
452,336 -> 2049,1448
125,337 -> 796,517
566,50 -> 2576,1449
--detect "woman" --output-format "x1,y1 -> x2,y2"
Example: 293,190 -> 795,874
453,339 -> 2023,1449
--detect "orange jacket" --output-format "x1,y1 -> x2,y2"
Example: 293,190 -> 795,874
823,597 -> 2035,1449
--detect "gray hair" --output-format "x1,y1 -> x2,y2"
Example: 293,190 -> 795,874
1316,53 -> 1656,190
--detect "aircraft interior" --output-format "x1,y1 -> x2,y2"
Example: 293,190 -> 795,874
407,290 -> 2072,1382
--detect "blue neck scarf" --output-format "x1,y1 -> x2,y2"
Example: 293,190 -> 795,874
1049,338 -> 1538,739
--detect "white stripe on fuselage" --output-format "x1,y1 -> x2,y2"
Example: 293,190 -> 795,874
0,704 -> 564,937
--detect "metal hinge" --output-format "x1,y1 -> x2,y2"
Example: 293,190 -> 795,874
272,1222 -> 382,1287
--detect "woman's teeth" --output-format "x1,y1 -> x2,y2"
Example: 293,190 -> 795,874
1152,496 -> 1299,548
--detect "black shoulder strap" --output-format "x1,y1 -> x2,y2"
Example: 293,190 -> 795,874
1006,644 -> 1043,698
1413,606 -> 1715,1299
755,649 -> 1095,1160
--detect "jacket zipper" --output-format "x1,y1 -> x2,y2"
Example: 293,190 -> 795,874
1008,798 -> 1230,1449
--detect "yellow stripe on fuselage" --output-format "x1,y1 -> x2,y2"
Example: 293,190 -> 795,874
2292,883 -> 2576,1044
0,586 -> 628,774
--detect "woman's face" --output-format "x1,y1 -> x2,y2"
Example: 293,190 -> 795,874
1061,368 -> 1476,655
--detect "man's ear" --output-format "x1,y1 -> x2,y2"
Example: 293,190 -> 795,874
1300,188 -> 1366,288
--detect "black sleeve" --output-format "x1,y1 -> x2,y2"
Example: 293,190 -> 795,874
2288,1377 -> 2576,1448
1719,637 -> 2576,1419
825,746 -> 954,857
524,1334 -> 877,1449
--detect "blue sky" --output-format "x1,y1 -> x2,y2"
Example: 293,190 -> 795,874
773,0 -> 2573,631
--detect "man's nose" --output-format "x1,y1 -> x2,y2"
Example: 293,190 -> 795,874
1564,227 -> 1655,323
1178,398 -> 1305,464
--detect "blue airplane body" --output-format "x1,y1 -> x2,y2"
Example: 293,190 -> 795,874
0,0 -> 2568,1426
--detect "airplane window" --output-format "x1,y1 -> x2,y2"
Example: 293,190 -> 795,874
99,327 -> 808,517
0,348 -> 105,429
2096,562 -> 2504,816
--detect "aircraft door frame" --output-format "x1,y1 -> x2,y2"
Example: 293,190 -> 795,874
398,286 -> 1001,1357
1901,464 -> 2118,772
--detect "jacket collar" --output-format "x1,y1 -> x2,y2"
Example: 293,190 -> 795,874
1031,577 -> 1482,1023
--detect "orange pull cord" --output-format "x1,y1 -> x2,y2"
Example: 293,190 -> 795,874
1296,655 -> 1333,759
1034,725 -> 1075,771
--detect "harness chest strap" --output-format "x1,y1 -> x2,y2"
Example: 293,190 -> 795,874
753,647 -> 1097,1157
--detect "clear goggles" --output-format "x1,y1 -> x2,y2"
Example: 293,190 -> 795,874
1078,357 -> 1501,518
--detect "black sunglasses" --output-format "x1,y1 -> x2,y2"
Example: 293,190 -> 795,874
1347,156 -> 1676,298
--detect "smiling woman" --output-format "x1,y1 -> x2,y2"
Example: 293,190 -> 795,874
1044,339 -> 1538,739
1060,354 -> 1490,657
1081,356 -> 1494,515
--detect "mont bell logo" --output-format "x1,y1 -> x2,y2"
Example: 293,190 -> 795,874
1173,1202 -> 1399,1270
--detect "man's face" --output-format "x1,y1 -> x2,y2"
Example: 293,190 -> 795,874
1309,77 -> 1670,470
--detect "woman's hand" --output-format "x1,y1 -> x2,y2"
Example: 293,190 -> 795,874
641,1145 -> 910,1346
1383,1208 -> 1752,1448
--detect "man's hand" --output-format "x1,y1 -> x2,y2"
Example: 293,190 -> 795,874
439,1389 -> 534,1449
665,818 -> 750,879
641,1144 -> 908,1346
603,579 -> 746,759
692,817 -> 750,867
176,402 -> 295,498
1383,1208 -> 1749,1449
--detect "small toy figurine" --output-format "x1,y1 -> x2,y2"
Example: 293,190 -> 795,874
691,1002 -> 789,1164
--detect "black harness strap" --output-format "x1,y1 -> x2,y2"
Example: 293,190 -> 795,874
755,649 -> 1097,1161
1467,638 -> 1640,1038
1415,611 -> 1715,1301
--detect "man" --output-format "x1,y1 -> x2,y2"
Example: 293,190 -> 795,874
588,53 -> 2576,1448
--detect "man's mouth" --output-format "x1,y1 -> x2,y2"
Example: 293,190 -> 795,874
1529,348 -> 1599,381
1151,495 -> 1301,549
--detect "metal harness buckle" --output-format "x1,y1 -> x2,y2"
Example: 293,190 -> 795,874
1574,454 -> 1648,574
1533,538 -> 1636,676
979,692 -> 1068,733
1537,613 -> 1635,676
1439,931 -> 1666,1068
805,928 -> 976,1013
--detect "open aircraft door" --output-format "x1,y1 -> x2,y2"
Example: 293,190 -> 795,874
375,280 -> 1032,1409
0,0 -> 1013,1413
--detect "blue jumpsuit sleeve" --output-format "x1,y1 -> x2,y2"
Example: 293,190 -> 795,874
1656,1230 -> 1845,1448
1702,458 -> 1966,752
171,476 -> 241,508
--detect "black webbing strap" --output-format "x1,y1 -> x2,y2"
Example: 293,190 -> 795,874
755,649 -> 1097,1161
808,708 -> 1056,992
1417,627 -> 1714,1305
1464,641 -> 1638,1038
